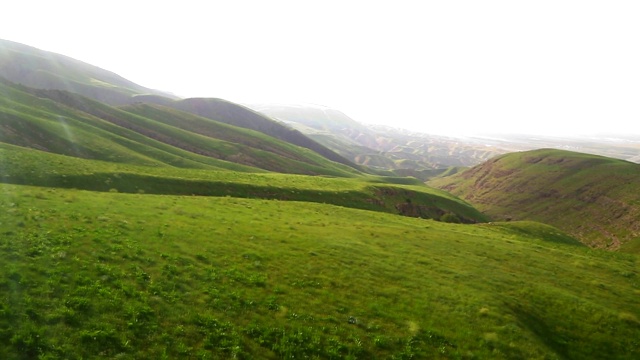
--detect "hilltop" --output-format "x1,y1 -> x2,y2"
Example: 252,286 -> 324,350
429,149 -> 640,250
0,39 -> 177,105
0,39 -> 360,173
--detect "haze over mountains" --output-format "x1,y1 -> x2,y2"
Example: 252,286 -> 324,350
1,39 -> 640,358
1,38 -> 638,246
248,102 -> 640,174
4,38 -> 637,174
0,39 -> 178,105
0,39 -> 484,222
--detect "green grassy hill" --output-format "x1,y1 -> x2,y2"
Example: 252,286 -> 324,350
2,39 -> 640,359
0,76 -> 486,223
0,79 -> 360,177
428,149 -> 640,251
0,39 -> 177,105
131,96 -> 361,170
120,103 -> 356,173
0,39 -> 359,173
0,80 -> 256,171
1,183 -> 639,359
0,142 -> 487,224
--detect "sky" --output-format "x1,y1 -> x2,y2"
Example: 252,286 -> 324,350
2,0 -> 639,136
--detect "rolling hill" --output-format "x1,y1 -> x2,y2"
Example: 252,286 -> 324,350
0,39 -> 178,105
0,78 -> 361,177
0,142 -> 488,223
2,38 -> 640,359
130,96 -> 361,171
0,77 -> 486,223
428,149 -> 640,251
0,39 -> 361,173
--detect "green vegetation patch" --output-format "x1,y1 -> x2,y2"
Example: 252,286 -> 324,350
1,184 -> 639,359
0,143 -> 486,223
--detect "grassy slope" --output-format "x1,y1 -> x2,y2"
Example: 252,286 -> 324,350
428,149 -> 640,250
0,79 -> 262,171
1,184 -> 639,359
119,103 -> 361,176
0,143 -> 486,223
0,80 -> 359,176
132,95 -> 361,170
0,78 -> 485,222
0,39 -> 177,105
0,39 -> 359,174
44,91 -> 357,177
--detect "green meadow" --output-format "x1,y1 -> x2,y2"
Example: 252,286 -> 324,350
0,143 -> 486,224
1,42 -> 640,360
1,184 -> 639,359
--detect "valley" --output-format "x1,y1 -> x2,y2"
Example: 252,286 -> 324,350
248,103 -> 640,178
1,39 -> 639,359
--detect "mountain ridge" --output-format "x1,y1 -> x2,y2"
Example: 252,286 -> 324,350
0,77 -> 486,222
0,39 -> 360,172
131,95 -> 362,171
0,39 -> 178,104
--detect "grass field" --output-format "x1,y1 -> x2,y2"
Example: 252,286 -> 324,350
2,44 -> 640,359
1,184 -> 639,359
0,39 -> 178,105
0,143 -> 486,224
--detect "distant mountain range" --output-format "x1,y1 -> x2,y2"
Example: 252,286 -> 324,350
248,103 -> 640,176
248,103 -> 502,174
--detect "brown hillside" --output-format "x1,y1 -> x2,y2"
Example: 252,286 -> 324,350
428,149 -> 640,250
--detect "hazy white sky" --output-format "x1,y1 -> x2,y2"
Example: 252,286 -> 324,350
2,0 -> 639,136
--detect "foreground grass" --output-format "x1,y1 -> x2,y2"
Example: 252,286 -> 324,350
1,184 -> 639,359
